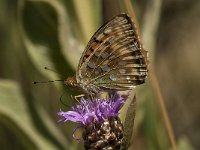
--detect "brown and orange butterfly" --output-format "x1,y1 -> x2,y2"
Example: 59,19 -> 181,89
64,13 -> 148,96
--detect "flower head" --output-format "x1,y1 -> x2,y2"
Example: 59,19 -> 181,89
58,94 -> 125,126
58,93 -> 128,149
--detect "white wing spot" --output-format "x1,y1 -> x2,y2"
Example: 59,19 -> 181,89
121,19 -> 128,24
119,69 -> 126,74
122,24 -> 131,29
126,76 -> 131,80
96,33 -> 104,40
116,17 -> 124,22
104,27 -> 112,34
110,75 -> 117,81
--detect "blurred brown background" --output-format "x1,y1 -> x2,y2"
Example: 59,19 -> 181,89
157,0 -> 200,148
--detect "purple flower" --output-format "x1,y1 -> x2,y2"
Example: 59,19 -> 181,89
58,94 -> 126,126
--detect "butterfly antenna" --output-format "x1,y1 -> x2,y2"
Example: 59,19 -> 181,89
32,79 -> 64,84
44,66 -> 65,78
33,66 -> 67,84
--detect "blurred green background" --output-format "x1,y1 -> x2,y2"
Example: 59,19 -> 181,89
0,0 -> 199,149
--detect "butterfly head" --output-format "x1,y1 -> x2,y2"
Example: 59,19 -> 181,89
64,76 -> 79,89
64,75 -> 99,95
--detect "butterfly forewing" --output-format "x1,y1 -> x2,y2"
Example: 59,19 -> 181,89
76,14 -> 148,94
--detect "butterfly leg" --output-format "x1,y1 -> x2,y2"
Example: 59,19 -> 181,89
89,94 -> 94,100
74,94 -> 85,101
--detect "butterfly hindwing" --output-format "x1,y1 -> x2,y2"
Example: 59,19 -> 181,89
76,14 -> 148,91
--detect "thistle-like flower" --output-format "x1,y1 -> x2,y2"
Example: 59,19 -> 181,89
58,94 -> 127,150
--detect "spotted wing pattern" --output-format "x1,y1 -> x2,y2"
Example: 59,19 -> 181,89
76,13 -> 148,93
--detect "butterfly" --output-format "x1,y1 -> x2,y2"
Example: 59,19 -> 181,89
64,13 -> 148,96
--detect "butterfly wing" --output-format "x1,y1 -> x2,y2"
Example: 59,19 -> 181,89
76,13 -> 148,92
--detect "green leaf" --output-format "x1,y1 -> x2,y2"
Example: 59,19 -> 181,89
0,79 -> 68,149
120,95 -> 136,150
17,0 -> 76,81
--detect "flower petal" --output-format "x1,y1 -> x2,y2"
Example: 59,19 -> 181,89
58,111 -> 84,124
